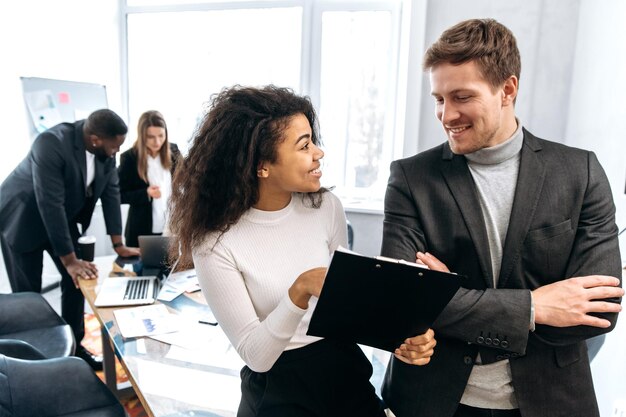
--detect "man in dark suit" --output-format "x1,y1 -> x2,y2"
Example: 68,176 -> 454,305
381,19 -> 623,417
0,109 -> 140,370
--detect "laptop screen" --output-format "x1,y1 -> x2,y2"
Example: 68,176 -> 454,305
138,235 -> 172,277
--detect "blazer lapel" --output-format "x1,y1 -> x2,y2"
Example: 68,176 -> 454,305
440,146 -> 494,288
498,130 -> 546,288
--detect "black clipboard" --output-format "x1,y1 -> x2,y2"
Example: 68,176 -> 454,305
307,247 -> 463,352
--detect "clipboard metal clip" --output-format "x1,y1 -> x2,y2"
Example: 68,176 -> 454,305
374,255 -> 429,269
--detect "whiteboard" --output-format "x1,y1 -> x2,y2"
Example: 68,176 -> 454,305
20,77 -> 108,140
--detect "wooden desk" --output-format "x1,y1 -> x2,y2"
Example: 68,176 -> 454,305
79,256 -> 242,417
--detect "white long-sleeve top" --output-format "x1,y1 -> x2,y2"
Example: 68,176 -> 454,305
146,155 -> 172,233
193,192 -> 348,372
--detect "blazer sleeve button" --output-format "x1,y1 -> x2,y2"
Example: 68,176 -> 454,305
493,338 -> 500,346
463,356 -> 473,365
485,337 -> 492,345
501,340 -> 509,348
476,336 -> 484,344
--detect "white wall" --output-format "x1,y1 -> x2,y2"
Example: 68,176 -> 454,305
0,0 -> 123,181
0,0 -> 123,291
416,0 -> 582,152
566,2 -> 626,415
565,0 -> 626,247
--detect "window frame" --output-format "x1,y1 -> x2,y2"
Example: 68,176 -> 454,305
119,0 -> 417,212
307,1 -> 402,208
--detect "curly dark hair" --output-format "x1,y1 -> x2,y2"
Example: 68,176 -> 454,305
168,85 -> 325,267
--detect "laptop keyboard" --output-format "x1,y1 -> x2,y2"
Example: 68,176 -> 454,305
124,279 -> 150,300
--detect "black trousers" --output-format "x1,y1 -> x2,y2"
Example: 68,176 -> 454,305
238,339 -> 386,417
0,234 -> 85,344
454,404 -> 522,417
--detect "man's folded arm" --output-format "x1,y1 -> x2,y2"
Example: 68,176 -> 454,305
530,151 -> 622,345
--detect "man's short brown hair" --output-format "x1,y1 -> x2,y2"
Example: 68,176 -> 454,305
423,18 -> 521,90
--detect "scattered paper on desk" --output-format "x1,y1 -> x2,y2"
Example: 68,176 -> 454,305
167,269 -> 199,291
153,319 -> 243,369
150,321 -> 215,350
113,304 -> 182,338
157,269 -> 199,301
185,283 -> 201,293
156,285 -> 183,302
167,342 -> 245,372
135,338 -> 147,354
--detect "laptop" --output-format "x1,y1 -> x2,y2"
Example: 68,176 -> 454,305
94,235 -> 174,307
138,235 -> 172,277
94,275 -> 159,307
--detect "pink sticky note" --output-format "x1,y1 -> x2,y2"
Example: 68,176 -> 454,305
58,92 -> 70,104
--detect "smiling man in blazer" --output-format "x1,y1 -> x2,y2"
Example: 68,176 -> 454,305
0,109 -> 140,370
381,19 -> 623,417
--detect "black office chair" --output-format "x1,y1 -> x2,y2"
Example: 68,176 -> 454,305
347,220 -> 355,250
0,353 -> 126,417
0,292 -> 75,359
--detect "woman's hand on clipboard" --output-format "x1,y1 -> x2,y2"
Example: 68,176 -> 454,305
387,250 -> 450,366
288,267 -> 328,309
394,328 -> 437,366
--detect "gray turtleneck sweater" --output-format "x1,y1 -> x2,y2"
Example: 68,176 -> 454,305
460,122 -> 524,409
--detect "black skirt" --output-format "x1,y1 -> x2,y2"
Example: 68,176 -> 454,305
238,338 -> 386,417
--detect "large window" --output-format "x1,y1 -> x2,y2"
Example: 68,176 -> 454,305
126,6 -> 302,155
314,5 -> 399,203
124,0 -> 403,207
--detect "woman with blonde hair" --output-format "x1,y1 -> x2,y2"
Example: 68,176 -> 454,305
118,110 -> 181,247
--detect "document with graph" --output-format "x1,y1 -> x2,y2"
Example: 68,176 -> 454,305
113,304 -> 182,338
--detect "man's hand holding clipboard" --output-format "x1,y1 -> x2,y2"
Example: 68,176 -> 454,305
307,247 -> 463,354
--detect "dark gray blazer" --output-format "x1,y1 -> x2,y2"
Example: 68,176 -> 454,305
117,143 -> 180,247
380,129 -> 621,417
0,121 -> 122,256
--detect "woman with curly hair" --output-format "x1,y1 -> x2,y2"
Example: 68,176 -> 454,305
168,85 -> 435,417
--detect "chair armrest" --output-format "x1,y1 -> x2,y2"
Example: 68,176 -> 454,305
0,340 -> 47,360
